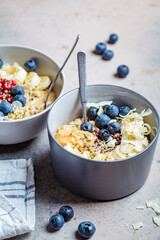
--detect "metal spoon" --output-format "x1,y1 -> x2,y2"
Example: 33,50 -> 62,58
45,34 -> 80,108
77,51 -> 93,132
77,51 -> 87,123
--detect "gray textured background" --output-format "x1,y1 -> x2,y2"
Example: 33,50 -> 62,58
0,0 -> 160,239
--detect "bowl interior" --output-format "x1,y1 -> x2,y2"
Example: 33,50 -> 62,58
49,85 -> 159,144
0,45 -> 64,99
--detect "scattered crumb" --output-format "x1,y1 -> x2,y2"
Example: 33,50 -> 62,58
130,198 -> 160,230
74,12 -> 79,16
146,198 -> 160,214
153,217 -> 160,227
146,198 -> 159,207
74,217 -> 77,220
132,222 -> 143,230
136,206 -> 145,210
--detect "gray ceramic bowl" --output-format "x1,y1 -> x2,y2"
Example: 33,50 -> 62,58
47,85 -> 160,200
0,45 -> 65,145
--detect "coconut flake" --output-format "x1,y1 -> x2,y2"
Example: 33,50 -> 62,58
97,106 -> 104,115
153,217 -> 160,227
140,108 -> 152,117
109,119 -> 117,124
12,101 -> 22,109
132,222 -> 143,230
86,101 -> 112,110
146,198 -> 160,214
136,206 -> 145,210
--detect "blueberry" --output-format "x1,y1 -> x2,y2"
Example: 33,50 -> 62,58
14,95 -> 26,107
117,65 -> 129,78
107,122 -> 121,134
0,59 -> 3,68
49,214 -> 65,231
87,107 -> 98,120
95,114 -> 111,129
80,122 -> 93,132
104,105 -> 119,118
0,111 -> 4,117
59,206 -> 74,221
94,43 -> 106,55
119,106 -> 131,116
0,101 -> 13,115
11,86 -> 25,96
103,50 -> 114,60
78,221 -> 96,239
99,129 -> 110,141
24,59 -> 37,71
109,33 -> 118,44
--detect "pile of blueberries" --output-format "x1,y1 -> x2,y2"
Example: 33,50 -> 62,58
80,105 -> 131,141
0,86 -> 26,117
0,58 -> 37,117
94,34 -> 129,78
49,206 -> 96,239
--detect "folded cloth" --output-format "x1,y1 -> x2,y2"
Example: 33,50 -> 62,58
0,159 -> 35,239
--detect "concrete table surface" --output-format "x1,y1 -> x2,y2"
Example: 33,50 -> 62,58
0,0 -> 160,239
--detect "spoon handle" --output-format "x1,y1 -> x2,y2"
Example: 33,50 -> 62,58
77,51 -> 87,123
45,34 -> 80,108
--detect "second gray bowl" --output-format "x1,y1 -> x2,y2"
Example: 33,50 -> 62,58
47,85 -> 159,200
0,44 -> 65,144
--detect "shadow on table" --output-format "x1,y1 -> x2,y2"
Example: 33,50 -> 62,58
0,138 -> 36,157
35,151 -> 97,205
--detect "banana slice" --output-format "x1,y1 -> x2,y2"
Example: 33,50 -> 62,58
37,76 -> 51,90
0,70 -> 7,79
3,66 -> 16,75
24,72 -> 41,89
2,63 -> 27,83
14,66 -> 27,83
1,65 -> 14,80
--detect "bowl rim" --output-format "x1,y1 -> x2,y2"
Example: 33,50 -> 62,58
47,84 -> 160,163
0,44 -> 66,122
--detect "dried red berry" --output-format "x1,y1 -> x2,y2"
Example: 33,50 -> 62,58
0,93 -> 4,99
11,80 -> 17,86
0,78 -> 17,103
6,96 -> 13,103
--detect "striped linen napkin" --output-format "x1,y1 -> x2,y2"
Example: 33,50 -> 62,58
0,158 -> 35,239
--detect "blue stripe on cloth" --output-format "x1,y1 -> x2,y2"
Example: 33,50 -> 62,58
0,185 -> 34,192
26,190 -> 35,195
0,189 -> 25,192
0,207 -> 16,217
25,196 -> 35,202
4,195 -> 25,199
0,181 -> 25,186
26,184 -> 35,190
